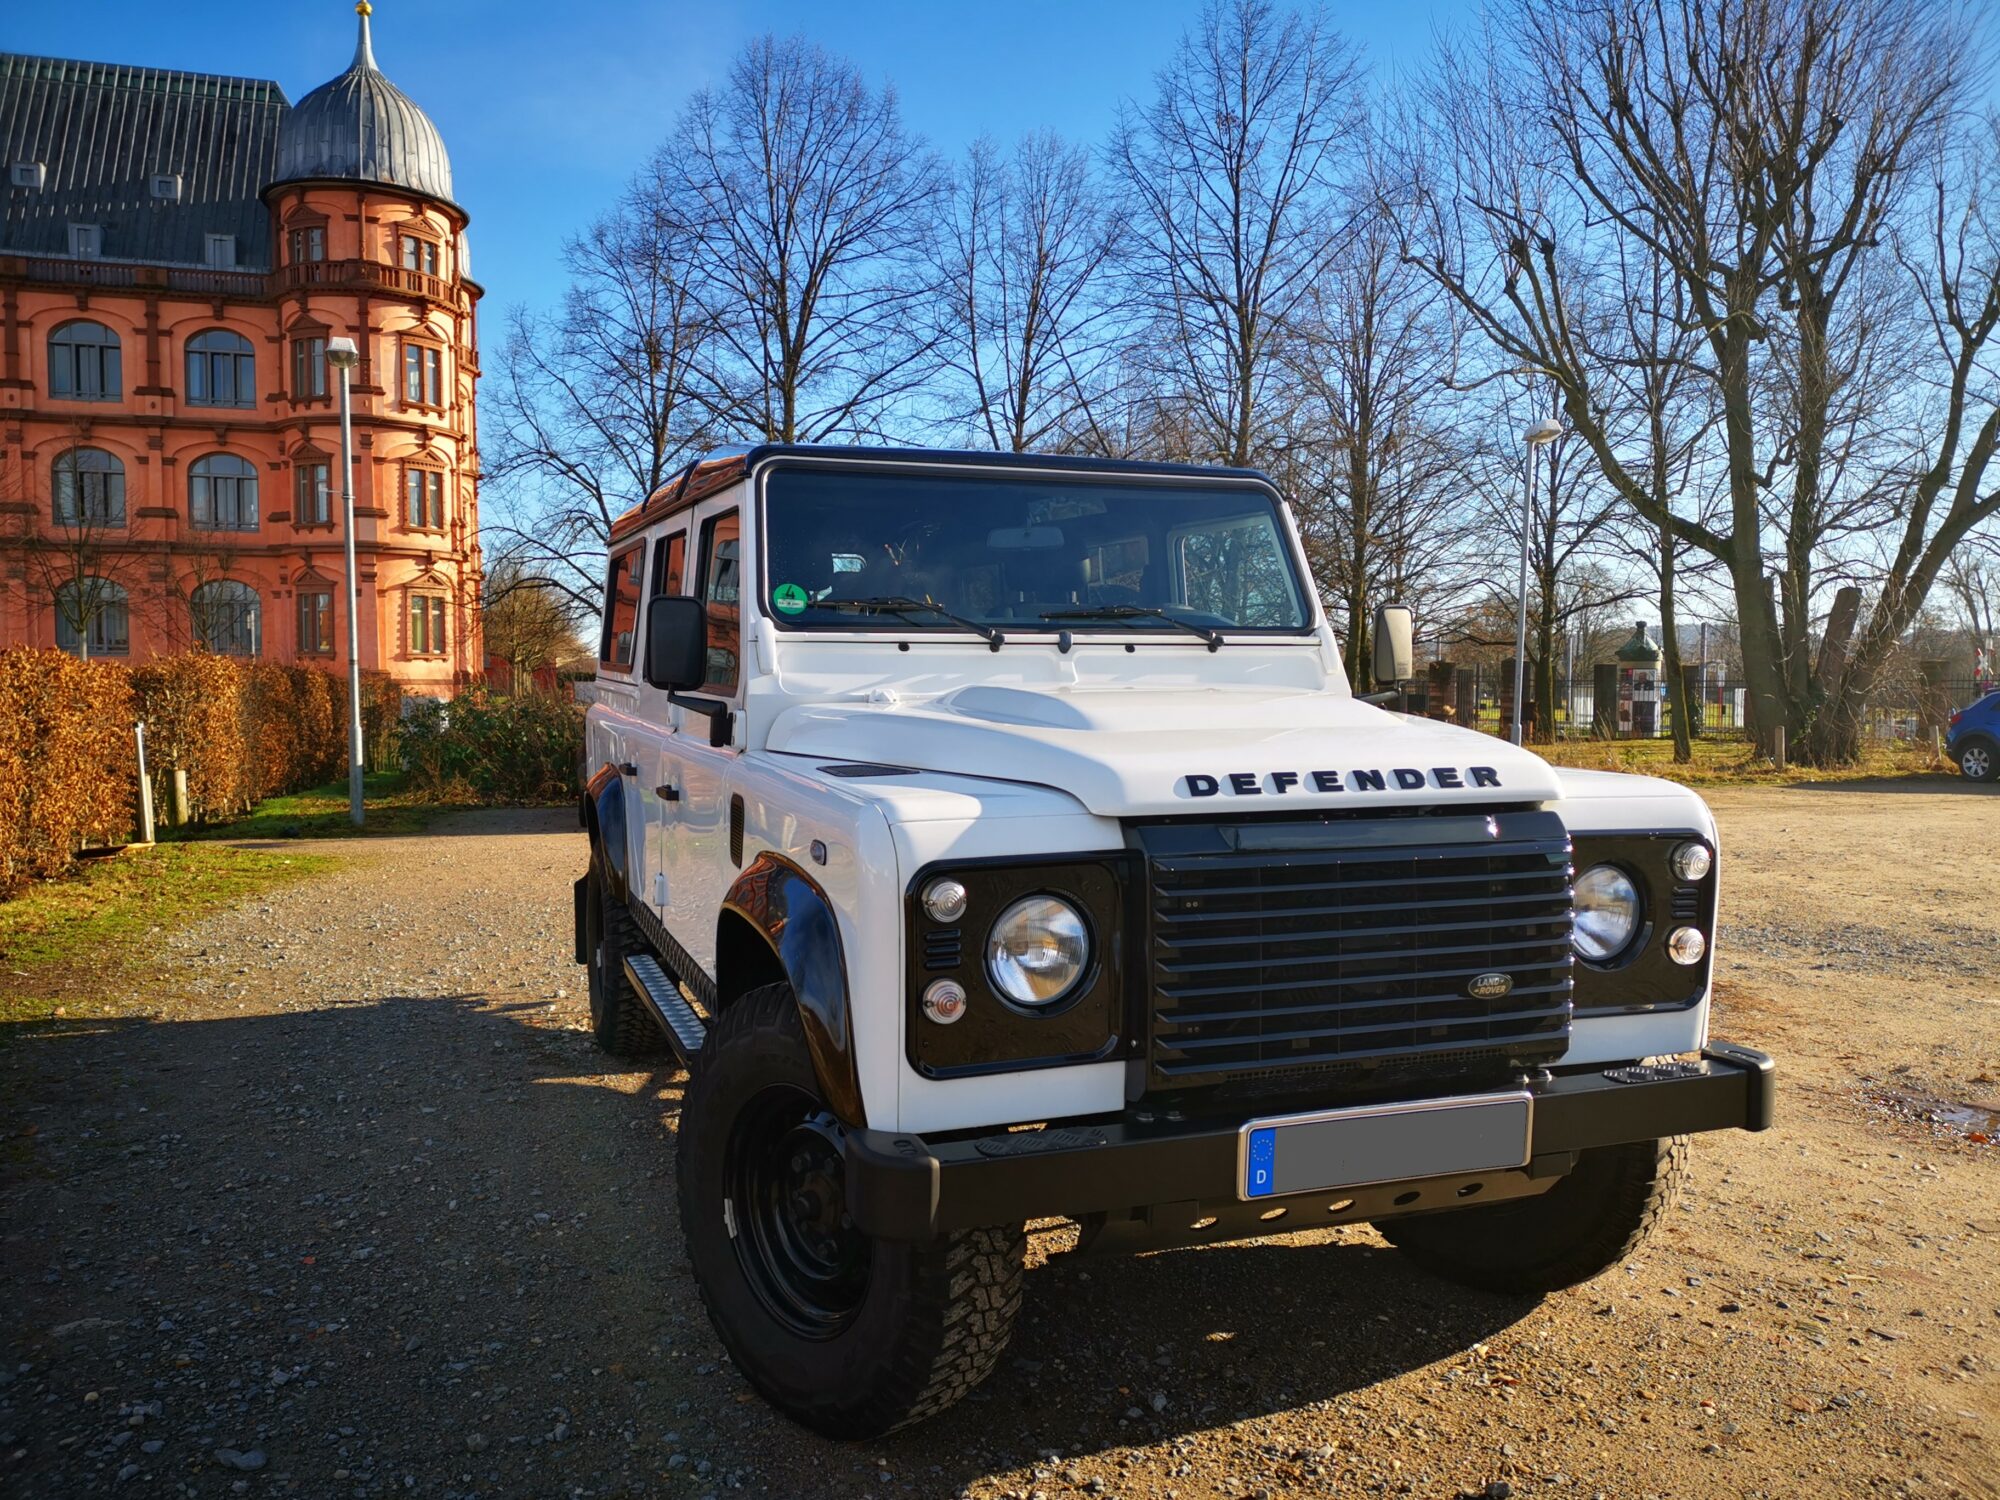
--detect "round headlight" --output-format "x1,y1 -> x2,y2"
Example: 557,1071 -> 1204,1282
1573,864 -> 1641,963
922,878 -> 970,924
985,895 -> 1090,1006
1670,841 -> 1713,883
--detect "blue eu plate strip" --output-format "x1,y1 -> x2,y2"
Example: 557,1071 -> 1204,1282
1245,1127 -> 1276,1198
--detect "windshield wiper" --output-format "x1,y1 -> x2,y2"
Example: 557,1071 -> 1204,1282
1039,605 -> 1223,652
815,595 -> 1005,651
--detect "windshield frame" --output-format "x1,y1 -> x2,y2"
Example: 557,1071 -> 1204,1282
752,454 -> 1319,640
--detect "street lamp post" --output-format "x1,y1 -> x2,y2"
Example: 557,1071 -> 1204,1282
327,336 -> 364,828
1512,417 -> 1564,746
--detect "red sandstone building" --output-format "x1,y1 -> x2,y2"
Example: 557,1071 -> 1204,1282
0,4 -> 482,695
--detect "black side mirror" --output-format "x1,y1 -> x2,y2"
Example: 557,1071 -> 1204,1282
644,596 -> 708,691
1372,602 -> 1414,686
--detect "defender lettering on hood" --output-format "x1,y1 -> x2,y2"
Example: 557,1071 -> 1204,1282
1185,766 -> 1503,798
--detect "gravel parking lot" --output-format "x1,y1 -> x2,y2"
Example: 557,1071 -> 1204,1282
2,786 -> 1996,1499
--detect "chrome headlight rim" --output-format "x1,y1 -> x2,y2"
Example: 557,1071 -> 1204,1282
1573,862 -> 1643,965
984,893 -> 1093,1009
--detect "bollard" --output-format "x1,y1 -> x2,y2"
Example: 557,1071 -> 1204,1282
133,723 -> 156,846
169,768 -> 189,827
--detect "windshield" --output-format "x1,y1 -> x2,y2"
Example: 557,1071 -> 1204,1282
761,467 -> 1311,634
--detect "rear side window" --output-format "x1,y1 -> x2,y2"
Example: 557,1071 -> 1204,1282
699,510 -> 741,695
599,544 -> 643,671
652,531 -> 687,596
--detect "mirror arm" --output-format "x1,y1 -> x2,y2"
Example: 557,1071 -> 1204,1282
669,692 -> 735,749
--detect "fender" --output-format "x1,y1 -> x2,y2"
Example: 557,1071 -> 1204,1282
584,762 -> 631,904
721,853 -> 865,1127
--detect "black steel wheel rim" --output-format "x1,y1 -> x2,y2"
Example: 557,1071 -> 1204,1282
725,1084 -> 869,1339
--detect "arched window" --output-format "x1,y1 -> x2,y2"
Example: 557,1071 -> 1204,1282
51,447 -> 126,528
49,320 -> 121,400
54,578 -> 130,657
189,453 -> 259,532
190,580 -> 260,657
186,329 -> 255,408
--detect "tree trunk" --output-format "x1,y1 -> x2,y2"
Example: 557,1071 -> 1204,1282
1659,520 -> 1691,763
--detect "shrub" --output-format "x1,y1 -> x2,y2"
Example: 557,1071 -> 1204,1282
131,652 -> 248,821
0,648 -> 138,893
401,688 -> 583,804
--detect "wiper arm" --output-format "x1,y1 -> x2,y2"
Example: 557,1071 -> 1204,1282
1039,605 -> 1222,652
815,595 -> 1005,651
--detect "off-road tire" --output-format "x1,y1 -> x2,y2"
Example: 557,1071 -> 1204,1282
1378,1136 -> 1689,1296
1957,735 -> 1997,783
677,982 -> 1024,1437
583,862 -> 666,1058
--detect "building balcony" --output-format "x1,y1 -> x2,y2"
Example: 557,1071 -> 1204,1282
0,253 -> 467,307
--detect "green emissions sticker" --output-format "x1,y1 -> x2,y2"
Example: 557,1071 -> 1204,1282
773,583 -> 809,615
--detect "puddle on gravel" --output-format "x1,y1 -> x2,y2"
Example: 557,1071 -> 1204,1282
1863,1086 -> 2000,1145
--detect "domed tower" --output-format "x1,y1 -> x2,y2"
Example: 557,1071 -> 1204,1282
263,2 -> 481,696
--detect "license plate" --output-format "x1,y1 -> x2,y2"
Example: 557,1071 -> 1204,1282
1239,1091 -> 1534,1200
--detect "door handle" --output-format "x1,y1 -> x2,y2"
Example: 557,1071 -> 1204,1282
654,784 -> 681,802
618,761 -> 639,777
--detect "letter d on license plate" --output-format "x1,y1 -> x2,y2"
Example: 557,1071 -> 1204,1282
1239,1091 -> 1533,1200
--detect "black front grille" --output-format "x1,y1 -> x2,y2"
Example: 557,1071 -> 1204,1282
1140,812 -> 1574,1092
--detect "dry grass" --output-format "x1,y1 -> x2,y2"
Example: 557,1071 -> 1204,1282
1527,735 -> 1956,786
0,842 -> 331,1032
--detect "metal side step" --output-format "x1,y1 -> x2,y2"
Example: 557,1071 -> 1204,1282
623,952 -> 708,1070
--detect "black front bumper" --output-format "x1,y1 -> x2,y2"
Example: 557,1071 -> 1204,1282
844,1042 -> 1774,1242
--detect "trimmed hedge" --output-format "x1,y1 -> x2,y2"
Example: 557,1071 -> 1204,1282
0,648 -> 406,894
0,649 -> 138,891
400,688 -> 583,804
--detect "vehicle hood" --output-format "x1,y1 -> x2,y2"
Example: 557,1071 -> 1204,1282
764,682 -> 1563,818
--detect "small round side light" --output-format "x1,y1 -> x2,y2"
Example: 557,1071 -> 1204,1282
922,878 -> 969,924
922,978 -> 968,1025
1665,926 -> 1708,966
1670,841 -> 1713,882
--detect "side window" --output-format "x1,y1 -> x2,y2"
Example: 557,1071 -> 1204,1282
698,510 -> 741,695
598,544 -> 644,671
651,531 -> 687,597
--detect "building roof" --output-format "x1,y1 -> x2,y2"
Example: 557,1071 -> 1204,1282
0,52 -> 288,269
272,8 -> 453,206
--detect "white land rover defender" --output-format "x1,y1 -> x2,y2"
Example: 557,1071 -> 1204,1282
573,444 -> 1774,1438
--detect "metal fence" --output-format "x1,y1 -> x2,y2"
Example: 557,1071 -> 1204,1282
1400,664 -> 1989,743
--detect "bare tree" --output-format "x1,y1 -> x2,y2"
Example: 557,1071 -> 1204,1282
1279,210 -> 1471,680
1110,0 -> 1362,467
485,198 -> 711,616
931,133 -> 1126,452
652,34 -> 946,444
1398,0 -> 1984,763
482,560 -> 589,692
3,430 -> 137,659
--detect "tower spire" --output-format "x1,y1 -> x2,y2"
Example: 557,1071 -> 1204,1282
353,1 -> 377,71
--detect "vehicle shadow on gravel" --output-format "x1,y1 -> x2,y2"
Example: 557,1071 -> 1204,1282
1,995 -> 1539,1495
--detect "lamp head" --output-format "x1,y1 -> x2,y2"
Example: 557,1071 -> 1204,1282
326,337 -> 360,371
1523,417 -> 1563,447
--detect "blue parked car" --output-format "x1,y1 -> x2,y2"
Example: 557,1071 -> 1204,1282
1948,689 -> 2000,782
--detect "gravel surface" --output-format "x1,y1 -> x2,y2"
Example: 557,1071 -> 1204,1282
2,792 -> 1996,1499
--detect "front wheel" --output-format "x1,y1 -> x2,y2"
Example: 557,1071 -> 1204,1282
677,983 -> 1024,1437
1957,736 -> 1996,783
1378,1136 -> 1688,1295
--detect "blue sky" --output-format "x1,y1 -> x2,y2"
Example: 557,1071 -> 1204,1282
7,1 -> 1473,318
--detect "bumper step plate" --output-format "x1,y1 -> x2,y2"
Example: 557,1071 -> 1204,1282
623,952 -> 707,1069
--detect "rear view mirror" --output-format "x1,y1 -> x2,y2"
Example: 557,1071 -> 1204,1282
1372,603 -> 1414,686
644,596 -> 708,691
987,526 -> 1065,550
